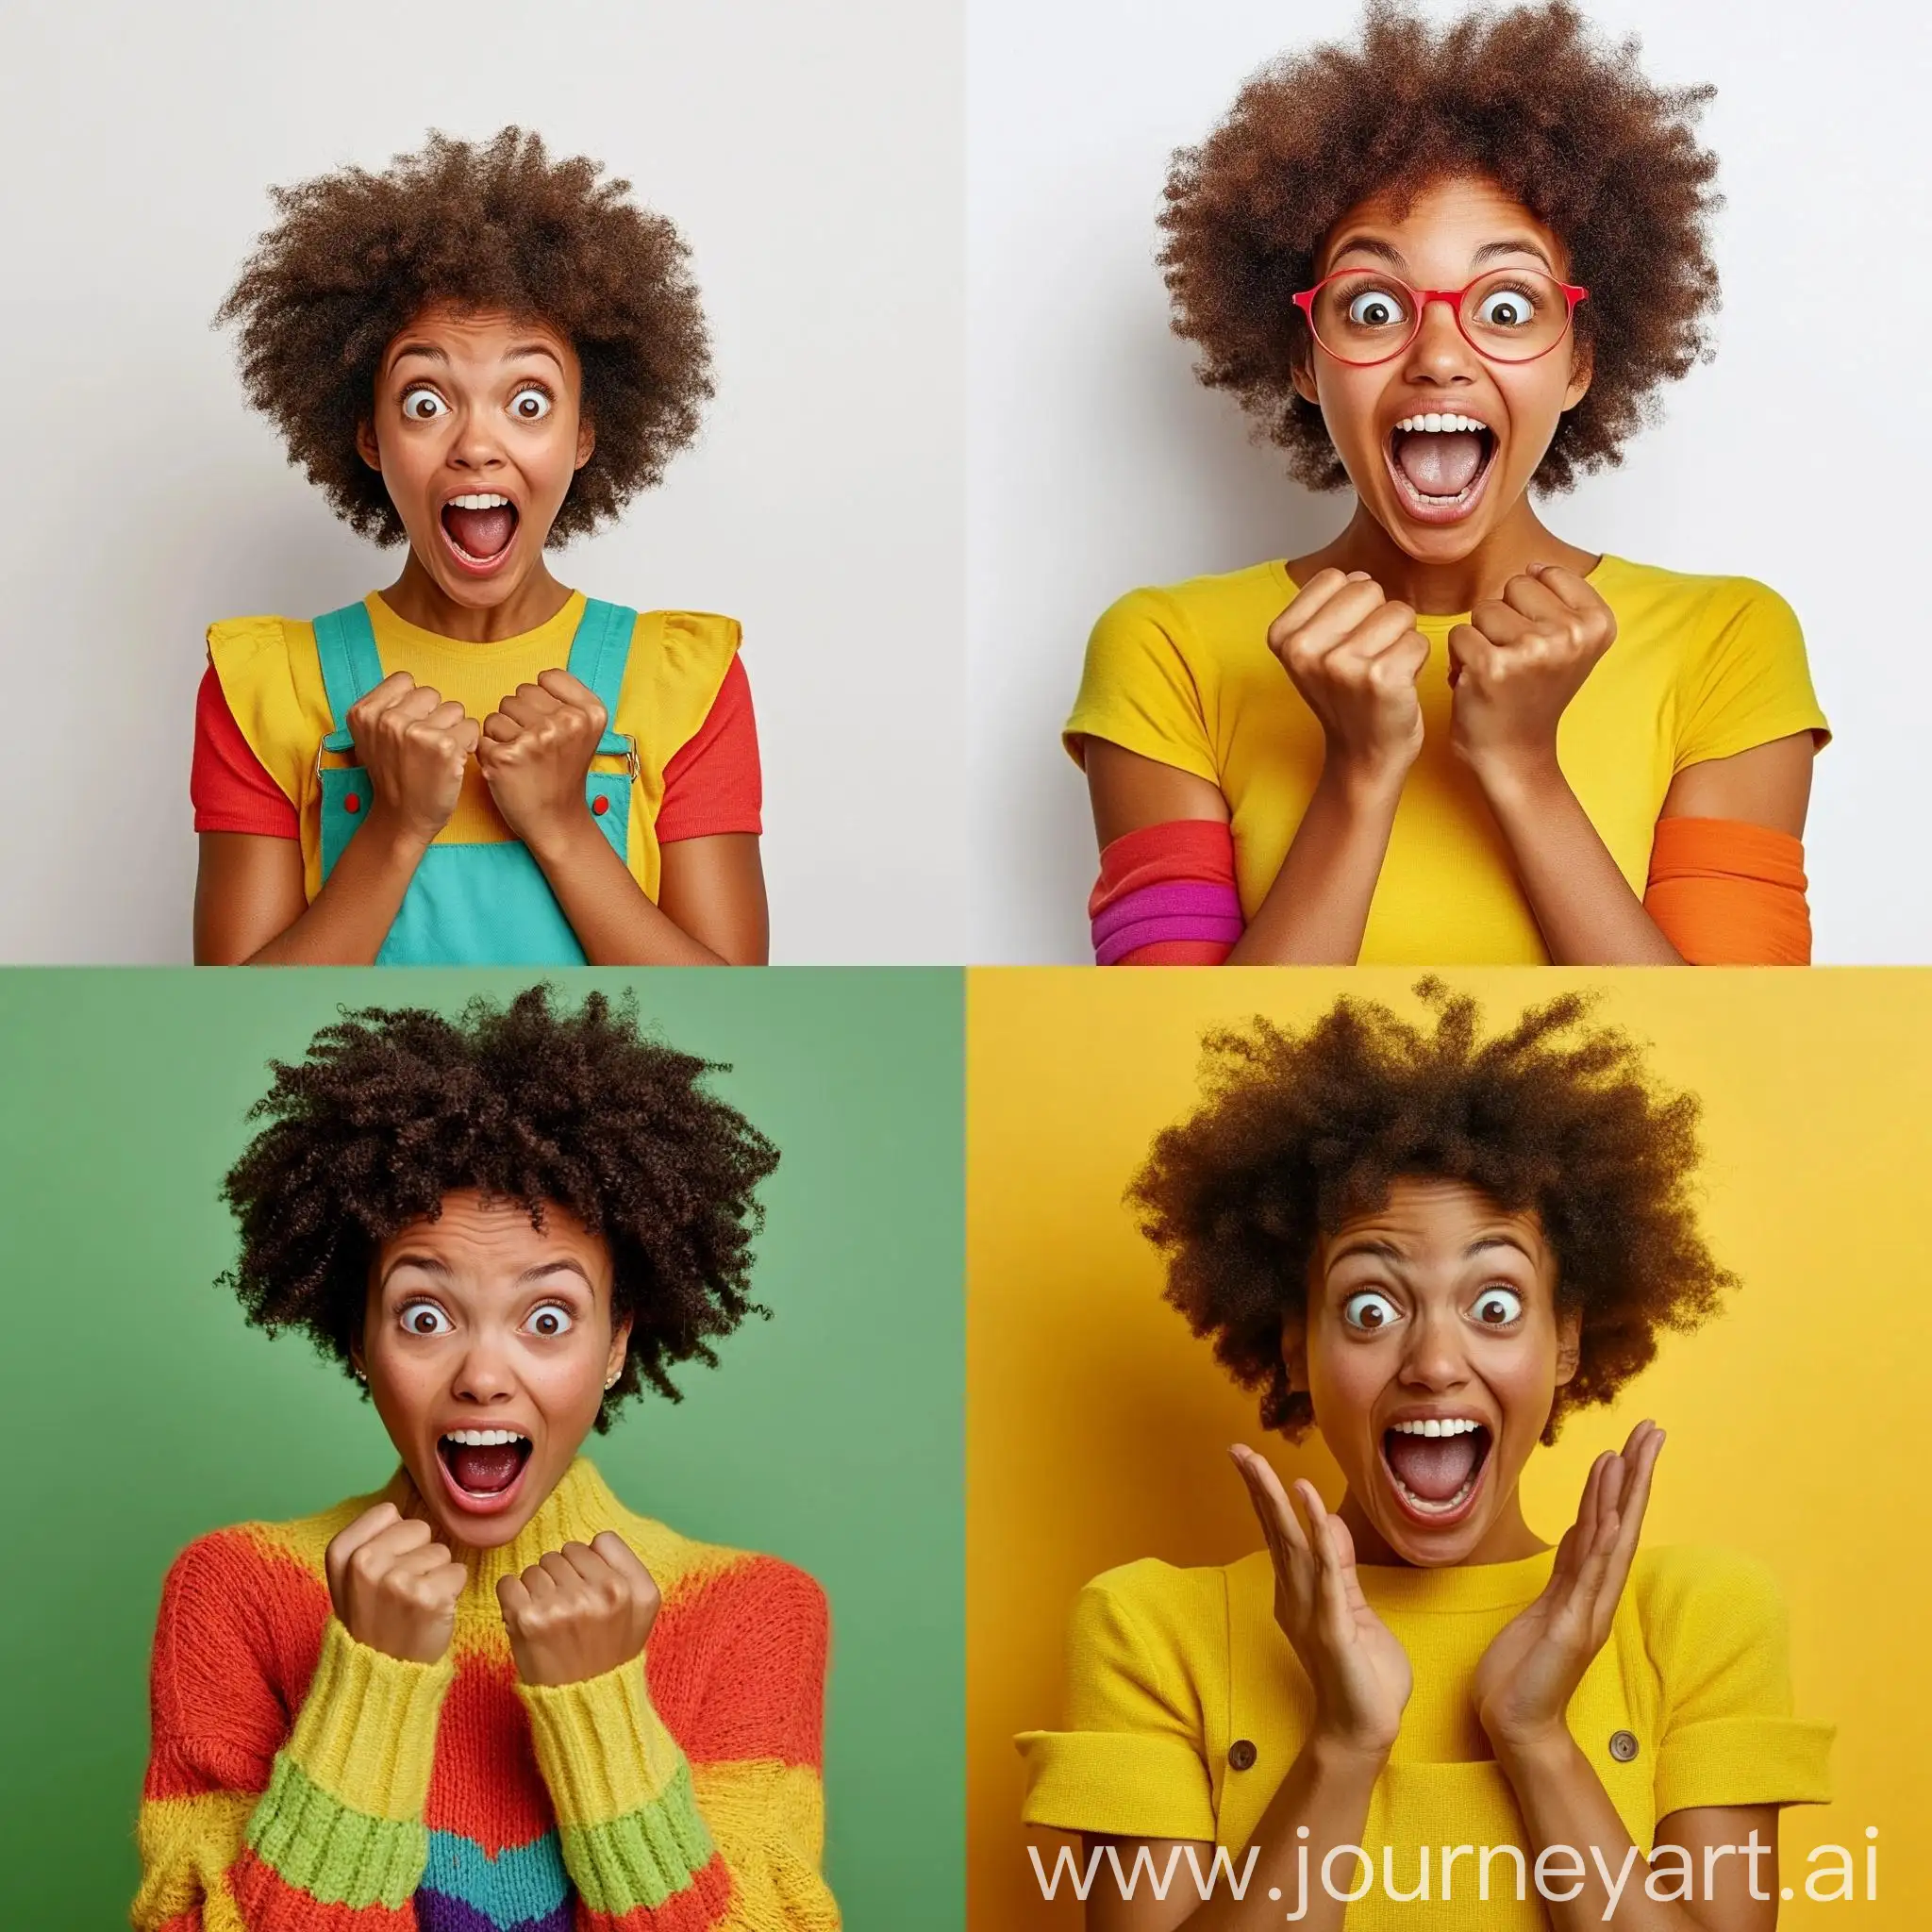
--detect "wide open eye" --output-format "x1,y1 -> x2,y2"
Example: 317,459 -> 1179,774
1344,284 -> 1410,330
401,388 -> 450,422
1471,282 -> 1541,330
1471,1286 -> 1524,1326
526,1303 -> 575,1338
398,1301 -> 453,1337
508,387 -> 552,423
1341,1290 -> 1402,1333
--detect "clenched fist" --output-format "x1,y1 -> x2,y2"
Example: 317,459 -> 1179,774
1447,563 -> 1615,781
346,673 -> 481,846
496,1531 -> 661,1688
1268,568 -> 1430,785
325,1502 -> 468,1664
475,668 -> 609,851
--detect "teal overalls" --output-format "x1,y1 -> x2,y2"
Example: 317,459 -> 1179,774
313,598 -> 641,965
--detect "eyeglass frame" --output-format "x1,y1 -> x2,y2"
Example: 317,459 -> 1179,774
1291,269 -> 1589,368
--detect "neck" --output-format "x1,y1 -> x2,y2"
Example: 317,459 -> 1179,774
1290,499 -> 1598,616
385,1454 -> 617,1597
1338,1485 -> 1551,1568
379,549 -> 576,642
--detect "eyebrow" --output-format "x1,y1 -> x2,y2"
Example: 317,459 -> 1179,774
1324,1231 -> 1534,1269
1325,235 -> 1557,276
518,1260 -> 593,1290
386,341 -> 567,375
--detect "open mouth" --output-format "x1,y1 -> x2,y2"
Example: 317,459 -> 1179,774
1380,1416 -> 1493,1523
439,493 -> 520,572
437,1427 -> 533,1503
1384,413 -> 1497,526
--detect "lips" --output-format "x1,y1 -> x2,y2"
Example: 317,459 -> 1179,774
439,494 -> 519,572
1381,1420 -> 1493,1524
1383,419 -> 1497,527
437,1430 -> 533,1505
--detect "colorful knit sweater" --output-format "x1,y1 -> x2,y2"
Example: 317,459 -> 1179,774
134,1458 -> 839,1932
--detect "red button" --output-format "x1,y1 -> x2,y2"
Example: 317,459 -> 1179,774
591,795 -> 609,817
343,792 -> 361,814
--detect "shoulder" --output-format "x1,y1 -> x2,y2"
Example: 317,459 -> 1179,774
608,1507 -> 828,1631
1631,1541 -> 1790,1649
1070,1555 -> 1241,1660
1092,562 -> 1290,656
162,1492 -> 380,1601
206,614 -> 310,671
636,608 -> 743,657
1596,558 -> 1803,642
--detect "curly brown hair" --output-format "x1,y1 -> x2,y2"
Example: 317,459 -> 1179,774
220,985 -> 777,1429
1159,1 -> 1721,493
216,127 -> 711,544
1128,981 -> 1734,1443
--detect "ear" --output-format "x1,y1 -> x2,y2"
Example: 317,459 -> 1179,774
1553,1305 -> 1583,1388
575,414 -> 596,472
1280,1313 -> 1309,1395
356,417 -> 383,473
1560,335 -> 1593,413
1290,346 -> 1322,410
605,1310 -> 633,1387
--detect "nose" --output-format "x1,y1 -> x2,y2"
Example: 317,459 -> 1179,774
447,404 -> 508,474
451,1336 -> 518,1405
1400,294 -> 1479,389
1395,1306 -> 1472,1391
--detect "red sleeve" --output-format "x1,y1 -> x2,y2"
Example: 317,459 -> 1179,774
192,665 -> 299,839
656,655 -> 762,843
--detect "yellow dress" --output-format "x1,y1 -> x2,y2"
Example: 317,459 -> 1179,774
1063,556 -> 1829,963
1019,1542 -> 1832,1930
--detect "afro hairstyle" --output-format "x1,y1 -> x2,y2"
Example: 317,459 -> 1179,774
1159,1 -> 1723,492
220,985 -> 778,1429
1127,979 -> 1735,1443
217,126 -> 711,544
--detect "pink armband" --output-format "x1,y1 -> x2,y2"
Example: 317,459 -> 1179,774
1089,821 -> 1244,966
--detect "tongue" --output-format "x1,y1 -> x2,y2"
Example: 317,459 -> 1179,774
1395,430 -> 1484,497
1387,1430 -> 1482,1502
443,505 -> 516,559
447,1442 -> 523,1494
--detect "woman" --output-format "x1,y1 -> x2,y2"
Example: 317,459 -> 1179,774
193,130 -> 765,966
1071,4 -> 1825,967
135,988 -> 838,1930
1019,984 -> 1831,1928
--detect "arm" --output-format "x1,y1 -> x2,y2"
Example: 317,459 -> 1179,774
1082,571 -> 1427,965
1451,566 -> 1814,965
135,1517 -> 461,1929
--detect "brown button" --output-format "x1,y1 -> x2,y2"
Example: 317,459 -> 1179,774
591,794 -> 610,817
343,792 -> 361,814
1227,1740 -> 1257,1772
1608,1730 -> 1639,1762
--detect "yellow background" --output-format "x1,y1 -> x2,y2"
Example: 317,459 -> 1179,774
968,969 -> 1931,1929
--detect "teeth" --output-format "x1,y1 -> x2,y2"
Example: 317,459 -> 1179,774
1391,1417 -> 1483,1437
447,493 -> 511,509
1393,412 -> 1487,434
442,1428 -> 527,1446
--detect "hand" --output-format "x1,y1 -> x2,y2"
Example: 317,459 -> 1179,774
496,1532 -> 661,1688
1447,563 -> 1615,785
346,673 -> 480,846
1267,569 -> 1429,787
475,669 -> 608,852
1472,1421 -> 1665,1755
1231,1445 -> 1411,1757
324,1502 -> 468,1665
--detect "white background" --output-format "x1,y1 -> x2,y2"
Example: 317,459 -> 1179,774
0,0 -> 963,963
969,0 -> 1932,963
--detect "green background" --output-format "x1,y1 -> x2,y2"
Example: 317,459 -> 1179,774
0,968 -> 963,1930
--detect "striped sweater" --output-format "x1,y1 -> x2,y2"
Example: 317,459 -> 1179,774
134,1458 -> 839,1931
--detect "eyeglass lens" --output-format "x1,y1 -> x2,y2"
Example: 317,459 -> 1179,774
1309,268 -> 1570,363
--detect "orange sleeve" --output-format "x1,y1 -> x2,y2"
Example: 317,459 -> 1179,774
657,655 -> 762,842
1643,817 -> 1811,965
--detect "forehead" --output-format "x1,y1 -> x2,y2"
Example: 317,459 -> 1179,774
1321,1174 -> 1548,1267
1321,172 -> 1567,275
382,303 -> 578,375
374,1190 -> 609,1283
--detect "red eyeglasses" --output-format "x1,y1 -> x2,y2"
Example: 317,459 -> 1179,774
1293,267 -> 1588,367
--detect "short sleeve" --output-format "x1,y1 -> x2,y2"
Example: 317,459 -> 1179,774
657,655 -> 762,842
1674,580 -> 1830,773
1640,1546 -> 1834,1816
1017,1562 -> 1217,1842
191,663 -> 299,839
1063,590 -> 1219,785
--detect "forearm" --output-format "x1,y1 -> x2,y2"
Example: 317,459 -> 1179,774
231,812 -> 428,966
1226,759 -> 1404,965
526,815 -> 729,965
1475,757 -> 1683,965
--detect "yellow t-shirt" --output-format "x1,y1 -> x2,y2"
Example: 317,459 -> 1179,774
207,591 -> 741,906
1063,557 -> 1829,964
1019,1543 -> 1832,1931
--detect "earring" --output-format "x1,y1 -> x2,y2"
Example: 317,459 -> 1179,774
353,1366 -> 368,1383
604,1371 -> 618,1390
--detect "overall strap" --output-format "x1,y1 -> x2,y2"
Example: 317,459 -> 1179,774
566,600 -> 639,757
313,602 -> 388,753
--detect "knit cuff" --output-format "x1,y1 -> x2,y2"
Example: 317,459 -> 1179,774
518,1659 -> 719,1914
285,1616 -> 456,1820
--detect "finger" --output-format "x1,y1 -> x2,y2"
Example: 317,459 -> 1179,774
1233,1445 -> 1312,1558
1499,574 -> 1572,625
359,1515 -> 435,1566
481,710 -> 522,744
1299,1483 -> 1356,1629
1362,627 -> 1429,686
1269,568 -> 1356,636
537,668 -> 600,710
496,1573 -> 533,1623
1329,598 -> 1422,663
589,1530 -> 654,1591
384,684 -> 449,726
1527,562 -> 1602,614
1467,599 -> 1537,649
452,717 -> 481,755
520,1559 -> 562,1601
1229,1452 -> 1292,1582
385,1538 -> 460,1584
1274,577 -> 1389,656
538,1550 -> 586,1596
497,685 -> 564,728
1446,622 -> 1502,681
352,672 -> 420,719
326,1502 -> 401,1586
555,1540 -> 612,1588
